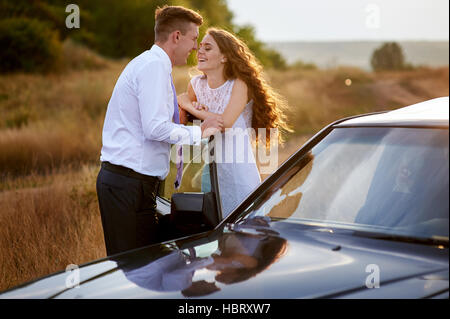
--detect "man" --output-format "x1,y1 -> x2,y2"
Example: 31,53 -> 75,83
96,5 -> 223,256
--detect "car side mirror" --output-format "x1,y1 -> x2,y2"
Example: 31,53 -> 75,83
166,135 -> 223,239
169,191 -> 220,237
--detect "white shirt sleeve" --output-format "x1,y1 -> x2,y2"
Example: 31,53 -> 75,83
136,61 -> 201,145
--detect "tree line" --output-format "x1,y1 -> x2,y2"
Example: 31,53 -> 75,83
0,0 -> 286,73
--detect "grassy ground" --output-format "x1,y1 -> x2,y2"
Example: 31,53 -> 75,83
0,43 -> 448,291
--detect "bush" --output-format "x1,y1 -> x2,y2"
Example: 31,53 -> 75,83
0,17 -> 62,73
62,39 -> 108,71
4,106 -> 35,129
291,60 -> 317,70
370,42 -> 406,72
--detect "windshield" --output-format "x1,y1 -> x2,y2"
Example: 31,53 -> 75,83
241,127 -> 449,242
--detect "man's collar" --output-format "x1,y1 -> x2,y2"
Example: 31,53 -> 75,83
150,44 -> 172,73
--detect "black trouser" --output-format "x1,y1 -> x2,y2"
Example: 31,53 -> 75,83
96,163 -> 161,256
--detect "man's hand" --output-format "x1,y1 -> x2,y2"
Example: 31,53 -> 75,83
201,114 -> 224,138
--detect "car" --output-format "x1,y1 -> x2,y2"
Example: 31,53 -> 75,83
1,97 -> 448,299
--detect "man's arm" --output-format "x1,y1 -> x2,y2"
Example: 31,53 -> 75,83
136,62 -> 204,145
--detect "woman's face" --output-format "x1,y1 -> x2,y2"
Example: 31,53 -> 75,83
197,33 -> 226,72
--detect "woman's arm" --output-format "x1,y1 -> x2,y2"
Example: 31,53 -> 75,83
178,79 -> 249,128
221,78 -> 249,128
178,82 -> 219,121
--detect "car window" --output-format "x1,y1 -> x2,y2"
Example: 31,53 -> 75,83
240,127 -> 449,241
160,140 -> 212,201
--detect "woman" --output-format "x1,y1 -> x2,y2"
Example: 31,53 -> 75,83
178,28 -> 291,218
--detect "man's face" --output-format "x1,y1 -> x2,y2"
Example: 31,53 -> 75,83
173,22 -> 199,66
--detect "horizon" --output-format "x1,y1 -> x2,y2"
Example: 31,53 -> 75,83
265,41 -> 449,68
265,39 -> 450,44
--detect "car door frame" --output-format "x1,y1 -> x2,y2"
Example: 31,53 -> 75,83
155,135 -> 223,220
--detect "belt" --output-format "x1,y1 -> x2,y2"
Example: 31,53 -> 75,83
102,162 -> 160,184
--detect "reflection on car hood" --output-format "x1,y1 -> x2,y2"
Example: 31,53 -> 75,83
1,220 -> 448,299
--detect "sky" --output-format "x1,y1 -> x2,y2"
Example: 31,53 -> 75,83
226,0 -> 450,42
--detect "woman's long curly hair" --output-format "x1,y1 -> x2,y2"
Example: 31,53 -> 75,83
206,28 -> 292,146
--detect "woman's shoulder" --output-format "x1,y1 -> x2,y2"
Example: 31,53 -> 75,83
190,75 -> 208,95
190,74 -> 206,86
233,77 -> 247,88
230,77 -> 248,96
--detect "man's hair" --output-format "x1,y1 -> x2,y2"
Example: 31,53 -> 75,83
154,5 -> 203,43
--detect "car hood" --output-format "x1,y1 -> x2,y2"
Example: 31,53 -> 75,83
1,220 -> 448,299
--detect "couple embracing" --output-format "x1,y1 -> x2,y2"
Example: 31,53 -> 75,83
96,5 -> 290,256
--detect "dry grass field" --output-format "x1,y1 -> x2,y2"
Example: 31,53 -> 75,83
0,43 -> 448,291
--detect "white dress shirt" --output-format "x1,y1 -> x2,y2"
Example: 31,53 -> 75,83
100,44 -> 201,179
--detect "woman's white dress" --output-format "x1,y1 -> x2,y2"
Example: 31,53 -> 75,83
191,75 -> 261,218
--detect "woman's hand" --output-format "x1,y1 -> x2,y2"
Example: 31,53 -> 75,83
178,93 -> 209,112
178,89 -> 218,122
192,101 -> 208,112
